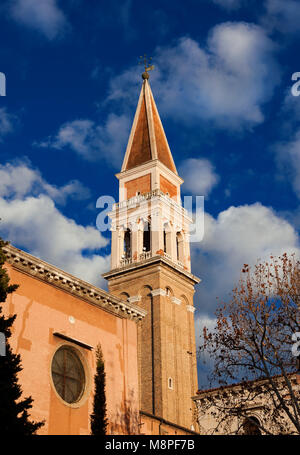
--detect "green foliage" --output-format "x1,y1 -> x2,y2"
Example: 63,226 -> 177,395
0,238 -> 44,435
90,344 -> 108,435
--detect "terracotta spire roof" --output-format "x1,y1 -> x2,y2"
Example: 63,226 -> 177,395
121,77 -> 177,174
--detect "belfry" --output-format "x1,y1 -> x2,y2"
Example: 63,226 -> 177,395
103,68 -> 200,433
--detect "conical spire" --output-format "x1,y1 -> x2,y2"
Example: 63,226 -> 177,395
121,77 -> 177,174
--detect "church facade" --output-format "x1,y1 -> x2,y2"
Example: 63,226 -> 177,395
194,374 -> 300,435
3,71 -> 200,435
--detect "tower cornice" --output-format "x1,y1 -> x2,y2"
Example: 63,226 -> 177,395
111,188 -> 192,225
116,159 -> 184,186
102,254 -> 200,285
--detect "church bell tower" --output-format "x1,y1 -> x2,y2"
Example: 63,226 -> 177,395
103,68 -> 200,433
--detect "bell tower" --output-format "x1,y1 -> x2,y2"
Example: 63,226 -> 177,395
103,69 -> 200,433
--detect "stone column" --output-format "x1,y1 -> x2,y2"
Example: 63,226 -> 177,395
110,228 -> 119,269
170,225 -> 177,262
184,231 -> 191,272
151,210 -> 164,256
131,220 -> 143,262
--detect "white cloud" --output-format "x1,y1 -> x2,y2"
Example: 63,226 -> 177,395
179,158 -> 219,196
192,203 -> 300,316
204,203 -> 298,255
157,25 -> 278,129
195,314 -> 217,349
262,0 -> 300,34
107,23 -> 280,131
192,202 -> 300,384
194,313 -> 218,387
0,108 -> 16,140
37,22 -> 279,165
277,206 -> 300,233
212,0 -> 300,34
0,162 -> 90,204
10,0 -> 68,40
0,162 -> 109,287
37,114 -> 131,168
281,90 -> 300,120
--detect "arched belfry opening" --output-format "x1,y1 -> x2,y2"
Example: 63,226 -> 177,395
124,228 -> 131,259
143,220 -> 151,252
119,292 -> 130,302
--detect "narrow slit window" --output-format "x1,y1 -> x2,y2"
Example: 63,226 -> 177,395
176,232 -> 180,260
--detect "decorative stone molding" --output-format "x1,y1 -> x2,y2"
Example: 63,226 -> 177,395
103,254 -> 201,286
112,188 -> 190,221
128,295 -> 141,303
186,305 -> 196,313
171,297 -> 182,306
3,244 -> 146,322
151,288 -> 166,297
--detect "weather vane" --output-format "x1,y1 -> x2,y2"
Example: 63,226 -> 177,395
139,54 -> 154,79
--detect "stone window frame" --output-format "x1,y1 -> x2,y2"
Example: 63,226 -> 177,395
168,377 -> 174,390
50,343 -> 91,409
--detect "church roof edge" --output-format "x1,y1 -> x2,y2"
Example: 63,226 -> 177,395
3,243 -> 146,322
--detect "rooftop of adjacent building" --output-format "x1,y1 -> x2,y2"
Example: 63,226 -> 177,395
194,372 -> 300,400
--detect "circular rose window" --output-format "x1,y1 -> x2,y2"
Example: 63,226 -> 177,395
51,346 -> 85,404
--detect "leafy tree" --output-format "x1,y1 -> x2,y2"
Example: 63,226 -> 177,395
198,253 -> 300,435
90,344 -> 108,435
0,238 -> 44,434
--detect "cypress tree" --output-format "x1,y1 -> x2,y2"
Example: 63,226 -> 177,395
90,344 -> 108,435
0,238 -> 44,435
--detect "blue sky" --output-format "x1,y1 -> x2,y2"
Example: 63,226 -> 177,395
0,0 -> 300,387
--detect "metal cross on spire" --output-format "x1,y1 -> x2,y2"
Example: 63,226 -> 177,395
139,54 -> 154,79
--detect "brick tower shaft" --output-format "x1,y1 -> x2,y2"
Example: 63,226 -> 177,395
103,71 -> 200,433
